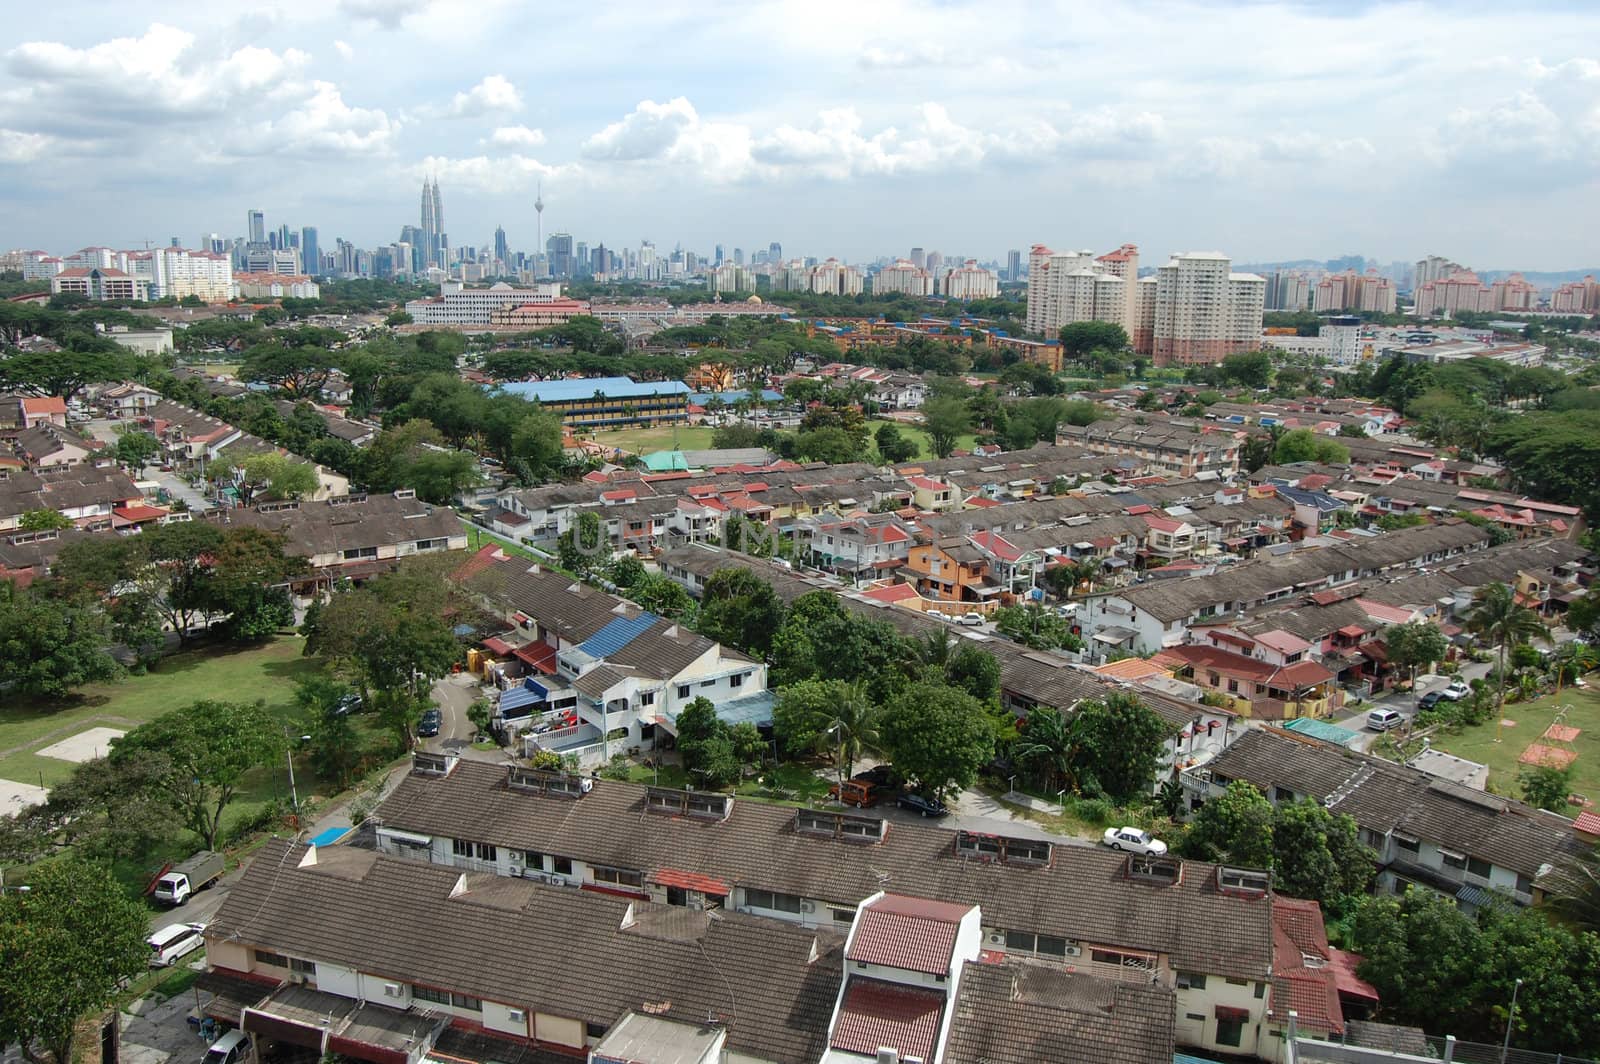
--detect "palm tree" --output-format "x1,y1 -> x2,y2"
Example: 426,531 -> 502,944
818,683 -> 879,787
1466,582 -> 1549,713
1547,845 -> 1600,934
1551,641 -> 1599,689
901,630 -> 956,677
1011,708 -> 1074,793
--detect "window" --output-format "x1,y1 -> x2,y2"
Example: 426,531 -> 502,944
450,993 -> 481,1011
554,857 -> 573,876
677,685 -> 691,699
638,691 -> 655,707
474,842 -> 497,862
1254,982 -> 1266,999
412,985 -> 449,1006
593,866 -> 643,888
1440,851 -> 1467,872
729,673 -> 745,689
1395,835 -> 1420,855
1467,857 -> 1492,879
253,949 -> 289,968
701,679 -> 716,688
1217,1019 -> 1244,1047
1004,930 -> 1035,952
745,888 -> 803,914
524,851 -> 545,870
1225,977 -> 1248,986
1186,1013 -> 1206,1023
452,839 -> 471,857
831,908 -> 856,924
586,1022 -> 608,1039
1091,949 -> 1153,971
342,546 -> 378,560
1036,936 -> 1068,958
1177,972 -> 1206,990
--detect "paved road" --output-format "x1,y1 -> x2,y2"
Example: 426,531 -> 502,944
421,673 -> 505,763
1331,657 -> 1496,750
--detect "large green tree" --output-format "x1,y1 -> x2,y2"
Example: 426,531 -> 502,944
879,680 -> 994,800
0,860 -> 150,1064
1466,581 -> 1548,712
1272,428 -> 1349,465
1059,321 -> 1129,361
1384,620 -> 1449,703
1270,798 -> 1374,905
921,396 -> 972,459
0,582 -> 118,700
696,567 -> 785,657
1066,692 -> 1171,803
1181,780 -> 1275,869
113,699 -> 285,848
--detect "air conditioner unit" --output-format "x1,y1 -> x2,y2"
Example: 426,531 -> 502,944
1063,945 -> 1082,957
507,1008 -> 527,1025
549,875 -> 566,887
382,982 -> 404,999
287,973 -> 307,986
799,900 -> 816,913
986,932 -> 1005,947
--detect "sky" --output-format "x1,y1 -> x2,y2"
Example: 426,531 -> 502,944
3,0 -> 1600,270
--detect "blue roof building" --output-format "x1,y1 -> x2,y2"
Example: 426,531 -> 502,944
498,376 -> 690,428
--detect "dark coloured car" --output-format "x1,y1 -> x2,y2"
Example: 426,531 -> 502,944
896,792 -> 948,818
333,692 -> 363,716
417,709 -> 443,738
1417,691 -> 1443,710
852,765 -> 896,788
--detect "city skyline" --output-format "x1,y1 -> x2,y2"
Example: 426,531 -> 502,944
3,1 -> 1600,267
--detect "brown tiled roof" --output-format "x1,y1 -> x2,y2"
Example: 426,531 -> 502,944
846,894 -> 968,974
216,494 -> 463,562
211,840 -> 841,1064
375,762 -> 1275,980
829,978 -> 944,1061
944,958 -> 1175,1064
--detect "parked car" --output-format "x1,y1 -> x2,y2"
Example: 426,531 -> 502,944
147,922 -> 207,967
1101,827 -> 1167,856
333,692 -> 363,716
203,1030 -> 250,1064
1417,692 -> 1443,710
957,612 -> 984,627
417,709 -> 443,738
852,765 -> 896,788
1366,708 -> 1405,732
828,779 -> 879,807
1438,680 -> 1471,701
896,792 -> 948,818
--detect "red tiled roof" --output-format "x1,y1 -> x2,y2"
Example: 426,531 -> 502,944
1274,660 -> 1335,688
846,894 -> 968,975
20,396 -> 67,415
970,529 -> 1021,562
512,641 -> 558,674
861,583 -> 920,604
111,504 -> 167,523
1166,643 -> 1277,683
1574,810 -> 1600,837
481,637 -> 516,657
649,867 -> 730,895
1328,948 -> 1379,1003
829,979 -> 944,1062
1270,897 -> 1345,1035
452,544 -> 506,582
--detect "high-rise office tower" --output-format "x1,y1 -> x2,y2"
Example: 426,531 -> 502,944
247,210 -> 265,245
733,247 -> 744,265
276,224 -> 292,251
769,241 -> 782,263
909,247 -> 926,270
714,244 -> 725,266
301,227 -> 320,277
1006,249 -> 1022,282
546,233 -> 574,278
494,225 -> 509,266
575,241 -> 589,277
534,183 -> 545,273
420,176 -> 444,267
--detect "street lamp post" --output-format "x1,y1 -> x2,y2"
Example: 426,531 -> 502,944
285,730 -> 311,816
1500,977 -> 1523,1064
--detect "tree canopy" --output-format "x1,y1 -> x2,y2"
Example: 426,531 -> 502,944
879,680 -> 993,800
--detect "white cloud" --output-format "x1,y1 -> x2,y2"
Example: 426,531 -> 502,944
581,97 -> 703,161
338,0 -> 432,29
0,129 -> 50,163
415,152 -> 579,195
229,81 -> 399,157
333,40 -> 355,61
445,74 -> 522,118
486,124 -> 545,148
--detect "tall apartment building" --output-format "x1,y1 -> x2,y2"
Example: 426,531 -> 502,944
1490,272 -> 1537,312
1414,254 -> 1467,290
1414,271 -> 1492,317
1265,270 -> 1312,311
808,259 -> 864,296
1024,243 -> 1138,339
1552,275 -> 1600,313
942,260 -> 1000,301
872,259 -> 932,297
707,262 -> 755,294
1312,269 -> 1397,314
1006,248 -> 1022,282
1144,251 -> 1266,366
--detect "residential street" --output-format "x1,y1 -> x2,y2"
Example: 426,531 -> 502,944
1331,655 -> 1496,750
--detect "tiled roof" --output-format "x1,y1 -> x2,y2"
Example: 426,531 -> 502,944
1269,897 -> 1344,1035
945,959 -> 1175,1064
846,894 -> 969,974
828,978 -> 943,1061
375,762 -> 1275,980
210,841 -> 840,1064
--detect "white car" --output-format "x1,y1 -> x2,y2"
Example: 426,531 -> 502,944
1438,680 -> 1471,701
147,921 -> 207,967
1102,827 -> 1167,856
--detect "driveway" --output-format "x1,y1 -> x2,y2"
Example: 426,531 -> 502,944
421,673 -> 505,763
1332,657 -> 1496,750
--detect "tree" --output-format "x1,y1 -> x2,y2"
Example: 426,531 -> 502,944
874,422 -> 918,463
0,581 -> 118,699
879,681 -> 994,800
138,521 -> 226,645
817,682 -> 879,788
921,396 -> 972,459
1270,798 -> 1375,905
1066,692 -> 1170,803
113,699 -> 286,848
294,675 -> 364,791
697,567 -> 784,656
1012,708 -> 1072,791
234,451 -> 319,502
945,644 -> 1000,702
17,509 -> 71,532
506,410 -> 564,484
0,347 -> 127,402
1182,780 -> 1274,869
677,696 -> 740,789
1467,581 -> 1548,713
605,553 -> 646,590
0,859 -> 150,1064
239,342 -> 335,397
1520,763 -> 1574,811
1348,889 -> 1486,1036
1547,844 -> 1600,934
628,572 -> 697,622
773,678 -> 849,755
1272,428 -> 1350,465
1059,321 -> 1129,361
993,603 -> 1081,651
112,429 -> 161,471
1384,620 -> 1449,703
203,527 -> 307,640
1218,350 -> 1275,389
557,511 -> 607,577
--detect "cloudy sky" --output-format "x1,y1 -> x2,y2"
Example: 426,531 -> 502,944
3,0 -> 1599,269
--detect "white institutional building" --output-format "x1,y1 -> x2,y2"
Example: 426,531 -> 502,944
405,280 -> 568,325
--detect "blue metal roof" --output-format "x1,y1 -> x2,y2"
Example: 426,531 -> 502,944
500,377 -> 691,404
577,612 -> 659,658
498,686 -> 542,716
690,389 -> 783,404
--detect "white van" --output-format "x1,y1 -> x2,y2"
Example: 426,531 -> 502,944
203,1031 -> 250,1064
147,922 -> 206,967
1366,708 -> 1404,732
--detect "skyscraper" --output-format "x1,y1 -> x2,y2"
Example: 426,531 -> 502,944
420,177 -> 444,267
494,225 -> 509,267
534,183 -> 545,274
247,209 -> 265,245
768,241 -> 782,264
1006,249 -> 1022,282
546,233 -> 574,278
909,247 -> 926,270
714,244 -> 725,266
301,227 -> 320,277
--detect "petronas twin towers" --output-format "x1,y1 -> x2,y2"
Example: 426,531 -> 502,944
419,177 -> 445,268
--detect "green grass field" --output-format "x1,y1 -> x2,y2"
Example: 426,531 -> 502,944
866,419 -> 979,463
1394,683 -> 1600,802
588,424 -> 717,456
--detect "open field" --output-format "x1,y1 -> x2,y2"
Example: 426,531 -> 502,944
1396,683 -> 1600,802
866,419 -> 979,463
586,424 -> 716,456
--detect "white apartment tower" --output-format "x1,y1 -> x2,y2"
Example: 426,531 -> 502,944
1024,243 -> 1138,339
873,259 -> 933,297
942,260 -> 999,301
1146,251 -> 1266,366
809,259 -> 864,296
